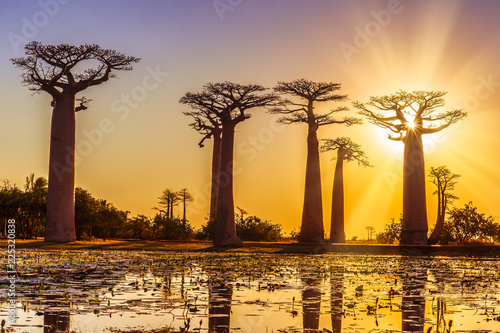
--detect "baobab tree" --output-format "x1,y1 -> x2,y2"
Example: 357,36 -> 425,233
183,105 -> 222,220
321,137 -> 371,243
271,79 -> 360,243
11,42 -> 140,242
180,82 -> 279,247
354,91 -> 467,245
427,166 -> 460,245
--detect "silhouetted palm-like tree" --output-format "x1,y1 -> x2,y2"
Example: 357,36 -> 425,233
427,166 -> 460,245
177,188 -> 194,224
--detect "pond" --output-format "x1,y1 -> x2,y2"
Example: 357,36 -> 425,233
1,250 -> 500,332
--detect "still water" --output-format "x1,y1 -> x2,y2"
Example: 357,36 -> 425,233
1,250 -> 499,332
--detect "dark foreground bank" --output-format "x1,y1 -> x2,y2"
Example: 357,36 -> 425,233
2,239 -> 500,256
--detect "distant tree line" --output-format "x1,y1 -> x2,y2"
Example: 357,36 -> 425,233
0,177 -> 284,242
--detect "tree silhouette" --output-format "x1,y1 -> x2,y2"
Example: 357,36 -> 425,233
11,42 -> 140,242
183,107 -> 222,219
236,206 -> 248,223
427,166 -> 460,245
321,137 -> 371,243
354,91 -> 467,245
177,188 -> 194,224
271,79 -> 360,243
22,174 -> 48,239
180,82 -> 279,247
445,202 -> 497,244
157,188 -> 180,220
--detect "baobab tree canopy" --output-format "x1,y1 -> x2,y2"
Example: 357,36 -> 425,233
354,90 -> 467,245
11,42 -> 140,98
353,90 -> 467,141
180,82 -> 279,247
180,82 -> 278,124
272,79 -> 360,127
11,42 -> 140,242
321,137 -> 371,167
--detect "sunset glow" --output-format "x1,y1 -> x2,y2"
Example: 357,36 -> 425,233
0,0 -> 499,239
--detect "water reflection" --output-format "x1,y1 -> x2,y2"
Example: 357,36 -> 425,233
208,282 -> 232,333
300,269 -> 321,331
401,264 -> 427,332
5,252 -> 500,333
44,311 -> 70,333
330,266 -> 343,332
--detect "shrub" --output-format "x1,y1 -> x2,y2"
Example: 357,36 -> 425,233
236,215 -> 283,241
377,215 -> 402,244
443,202 -> 498,244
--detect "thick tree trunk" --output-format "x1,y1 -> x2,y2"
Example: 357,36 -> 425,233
214,121 -> 242,247
299,123 -> 324,243
400,131 -> 428,245
45,93 -> 76,242
330,149 -> 345,243
210,132 -> 222,220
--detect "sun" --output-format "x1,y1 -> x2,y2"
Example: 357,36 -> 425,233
403,106 -> 417,128
406,116 -> 416,128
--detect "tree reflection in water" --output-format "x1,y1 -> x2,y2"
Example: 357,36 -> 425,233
330,265 -> 344,332
208,282 -> 232,333
401,265 -> 427,332
44,311 -> 70,333
301,272 -> 321,331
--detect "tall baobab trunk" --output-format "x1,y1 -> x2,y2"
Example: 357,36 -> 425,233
330,148 -> 345,243
210,131 -> 222,220
401,131 -> 428,245
46,93 -> 76,242
299,121 -> 324,243
214,122 -> 242,247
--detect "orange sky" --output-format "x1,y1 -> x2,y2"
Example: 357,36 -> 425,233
1,0 -> 499,238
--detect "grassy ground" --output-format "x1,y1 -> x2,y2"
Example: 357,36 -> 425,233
2,238 -> 500,256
